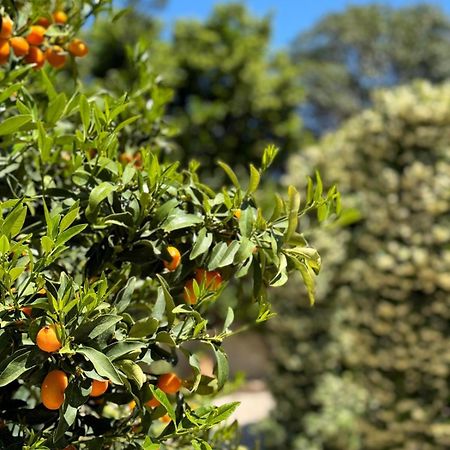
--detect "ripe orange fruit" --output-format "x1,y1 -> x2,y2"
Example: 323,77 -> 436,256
36,17 -> 51,28
90,379 -> 109,397
145,395 -> 160,408
25,46 -> 45,69
46,45 -> 66,68
160,413 -> 171,423
119,153 -> 133,164
26,26 -> 46,46
183,278 -> 197,304
41,369 -> 68,410
0,17 -> 13,39
163,246 -> 181,271
68,38 -> 88,57
195,269 -> 222,290
52,11 -> 68,24
0,39 -> 10,59
21,306 -> 32,317
10,37 -> 29,57
157,373 -> 182,394
36,324 -> 62,352
233,209 -> 241,219
128,400 -> 136,410
38,287 -> 47,295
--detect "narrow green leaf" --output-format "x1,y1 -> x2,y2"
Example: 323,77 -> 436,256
77,347 -> 123,385
217,161 -> 240,189
190,228 -> 213,260
0,115 -> 32,136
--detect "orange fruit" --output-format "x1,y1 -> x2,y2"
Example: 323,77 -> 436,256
25,46 -> 45,69
41,369 -> 68,410
46,45 -> 66,68
36,17 -> 51,28
163,246 -> 181,271
21,306 -> 32,317
145,395 -> 160,408
38,288 -> 47,295
26,26 -> 46,46
195,269 -> 222,290
10,37 -> 29,57
53,11 -> 68,24
183,278 -> 197,304
233,209 -> 241,219
160,414 -> 171,423
119,153 -> 133,164
68,38 -> 88,57
36,324 -> 62,352
0,39 -> 10,59
0,17 -> 13,39
157,373 -> 182,394
90,379 -> 108,397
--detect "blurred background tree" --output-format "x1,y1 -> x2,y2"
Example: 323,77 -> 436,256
83,2 -> 303,178
265,81 -> 450,450
292,4 -> 450,134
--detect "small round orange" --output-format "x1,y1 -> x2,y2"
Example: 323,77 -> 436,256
46,45 -> 66,68
163,246 -> 181,271
160,413 -> 171,423
68,38 -> 88,57
0,17 -> 13,39
36,17 -> 51,28
41,369 -> 68,410
36,324 -> 62,352
195,269 -> 222,290
52,11 -> 68,24
90,379 -> 109,397
21,306 -> 32,317
183,279 -> 197,304
119,153 -> 133,164
25,46 -> 45,69
10,37 -> 29,57
26,25 -> 46,46
233,209 -> 241,219
145,395 -> 160,408
0,39 -> 10,59
157,373 -> 182,394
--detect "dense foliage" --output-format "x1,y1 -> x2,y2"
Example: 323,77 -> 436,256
292,4 -> 450,133
266,81 -> 450,450
0,1 -> 338,449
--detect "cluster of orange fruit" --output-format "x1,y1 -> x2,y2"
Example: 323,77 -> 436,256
28,247 -> 222,412
0,11 -> 88,69
161,246 -> 223,304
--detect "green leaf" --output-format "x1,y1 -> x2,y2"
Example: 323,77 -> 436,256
0,348 -> 36,387
2,205 -> 27,238
190,228 -> 213,260
59,203 -> 79,232
217,161 -> 240,189
114,277 -> 136,313
207,242 -> 228,270
0,115 -> 32,136
46,92 -> 66,124
77,347 -> 123,385
74,315 -> 122,341
0,235 -> 9,255
285,186 -> 300,241
55,224 -> 87,247
0,83 -> 22,104
86,182 -> 116,221
211,345 -> 229,390
246,164 -> 260,195
80,94 -> 90,136
210,401 -> 240,426
41,236 -> 54,254
156,275 -> 175,326
162,213 -> 203,232
149,385 -> 176,423
129,317 -> 159,338
115,115 -> 140,132
116,360 -> 146,388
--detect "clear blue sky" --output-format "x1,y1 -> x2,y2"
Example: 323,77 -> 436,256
155,0 -> 450,48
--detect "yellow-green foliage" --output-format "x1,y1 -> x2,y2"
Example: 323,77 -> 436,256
267,81 -> 450,450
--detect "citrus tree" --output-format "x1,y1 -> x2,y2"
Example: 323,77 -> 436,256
0,2 -> 339,449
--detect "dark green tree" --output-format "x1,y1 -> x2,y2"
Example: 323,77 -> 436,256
292,4 -> 450,133
168,3 -> 303,175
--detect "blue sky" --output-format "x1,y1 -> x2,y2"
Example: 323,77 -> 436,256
155,0 -> 450,48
